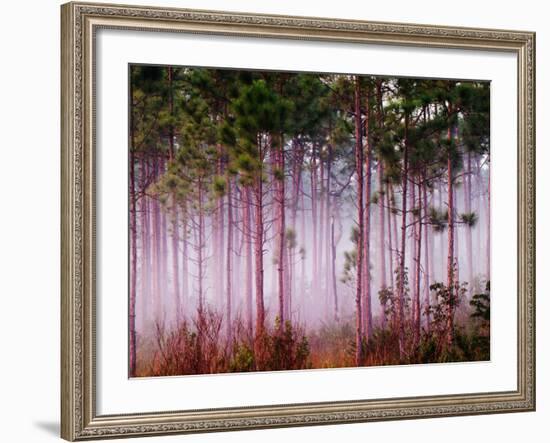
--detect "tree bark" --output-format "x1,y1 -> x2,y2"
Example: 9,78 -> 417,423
243,186 -> 254,335
446,124 -> 455,347
397,114 -> 410,358
326,143 -> 334,321
422,179 -> 431,332
167,67 -> 181,325
363,89 -> 373,341
277,134 -> 286,328
413,180 -> 422,346
310,146 -> 319,301
386,183 -> 394,323
464,151 -> 473,290
152,157 -> 162,321
485,166 -> 491,280
331,213 -> 339,322
181,200 -> 189,318
129,150 -> 137,377
226,176 -> 233,341
140,156 -> 151,328
197,178 -> 205,313
254,136 -> 266,368
354,77 -> 364,366
171,197 -> 180,324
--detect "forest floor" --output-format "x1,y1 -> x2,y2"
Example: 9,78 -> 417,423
135,307 -> 490,377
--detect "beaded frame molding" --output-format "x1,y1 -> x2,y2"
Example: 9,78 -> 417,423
61,2 -> 535,440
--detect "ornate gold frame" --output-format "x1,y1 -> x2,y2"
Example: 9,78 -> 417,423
61,1 -> 536,440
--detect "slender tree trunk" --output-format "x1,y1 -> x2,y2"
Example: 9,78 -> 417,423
331,214 -> 339,322
277,135 -> 286,328
464,151 -> 473,291
310,147 -> 319,301
475,156 -> 482,279
454,187 -> 460,286
243,186 -> 254,335
378,162 -> 387,328
285,243 -> 292,321
215,145 -> 225,306
254,136 -> 266,368
386,183 -> 394,323
300,186 -> 306,303
197,179 -> 205,313
232,188 -> 240,316
319,150 -> 326,318
413,180 -> 422,347
152,157 -> 162,321
226,176 -> 233,341
166,67 -> 180,325
410,180 -> 417,325
397,114 -> 410,358
391,186 -> 399,286
439,181 -> 445,282
171,197 -> 180,323
129,149 -> 137,377
363,91 -> 373,341
354,77 -> 364,366
140,156 -> 151,328
485,166 -> 491,280
325,144 -> 333,321
290,140 -> 304,319
159,157 -> 168,310
423,179 -> 431,332
181,200 -> 189,317
446,124 -> 455,347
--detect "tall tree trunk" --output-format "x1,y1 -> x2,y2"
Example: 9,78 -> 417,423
363,90 -> 373,341
290,140 -> 305,319
300,186 -> 306,305
454,187 -> 460,287
331,213 -> 339,322
475,156 -> 482,280
485,163 -> 491,280
438,181 -> 445,282
391,186 -> 399,286
254,136 -> 266,368
167,67 -> 180,325
319,149 -> 326,319
354,77 -> 364,366
410,180 -> 417,325
378,162 -> 387,328
243,186 -> 254,335
464,151 -> 473,290
152,157 -> 162,321
171,197 -> 180,323
423,179 -> 431,332
129,150 -> 137,377
159,157 -> 168,311
446,124 -> 455,347
232,187 -> 240,317
215,145 -> 225,306
326,144 -> 334,321
277,135 -> 286,328
285,242 -> 292,321
226,177 -> 233,341
397,114 -> 410,359
386,183 -> 394,323
181,200 -> 189,318
197,179 -> 205,313
310,147 -> 319,302
140,156 -> 151,328
413,180 -> 422,347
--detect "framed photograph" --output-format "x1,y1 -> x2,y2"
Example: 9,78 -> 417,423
61,1 -> 536,440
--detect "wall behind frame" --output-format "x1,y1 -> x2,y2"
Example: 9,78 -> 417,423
0,0 -> 545,442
